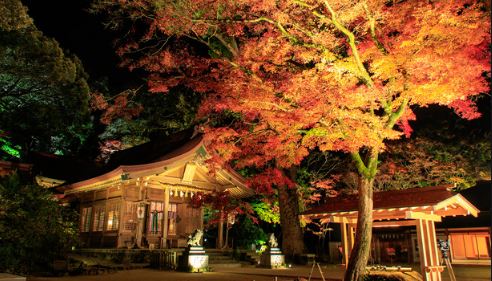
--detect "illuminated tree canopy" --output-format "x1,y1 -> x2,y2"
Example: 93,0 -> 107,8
93,0 -> 490,279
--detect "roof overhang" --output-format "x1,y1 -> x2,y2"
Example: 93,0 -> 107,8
60,139 -> 253,198
302,190 -> 480,224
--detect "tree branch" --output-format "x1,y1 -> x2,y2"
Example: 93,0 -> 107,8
386,98 -> 408,129
351,152 -> 370,178
363,4 -> 388,55
323,1 -> 373,87
214,33 -> 238,57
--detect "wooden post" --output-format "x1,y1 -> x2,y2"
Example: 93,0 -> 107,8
341,221 -> 349,268
200,207 -> 204,230
427,220 -> 442,281
224,218 -> 230,249
348,224 -> 356,254
217,210 -> 224,249
416,219 -> 443,281
117,198 -> 125,248
161,187 -> 170,248
416,219 -> 428,280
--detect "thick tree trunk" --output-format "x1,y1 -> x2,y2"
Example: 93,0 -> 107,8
344,176 -> 374,281
278,183 -> 305,258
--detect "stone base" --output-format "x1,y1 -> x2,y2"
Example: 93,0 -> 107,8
179,246 -> 209,272
259,247 -> 285,269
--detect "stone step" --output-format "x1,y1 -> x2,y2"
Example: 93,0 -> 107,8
208,259 -> 236,264
209,263 -> 243,268
208,256 -> 234,260
205,250 -> 233,255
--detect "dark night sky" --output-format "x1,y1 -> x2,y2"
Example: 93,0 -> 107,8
19,0 -> 492,136
21,0 -> 142,92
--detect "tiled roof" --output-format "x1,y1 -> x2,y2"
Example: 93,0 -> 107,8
303,185 -> 455,215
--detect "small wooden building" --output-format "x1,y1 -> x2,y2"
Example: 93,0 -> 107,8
302,185 -> 480,281
436,181 -> 491,265
60,134 -> 253,249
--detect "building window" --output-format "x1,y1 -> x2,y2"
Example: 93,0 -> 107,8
168,203 -> 177,235
148,201 -> 164,234
123,202 -> 137,232
80,207 -> 92,232
93,205 -> 105,232
450,232 -> 491,260
106,203 -> 120,231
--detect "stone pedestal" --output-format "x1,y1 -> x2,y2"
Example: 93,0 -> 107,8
259,247 -> 285,268
179,246 -> 209,272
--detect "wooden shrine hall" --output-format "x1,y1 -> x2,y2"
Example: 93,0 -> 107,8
301,186 -> 480,281
59,131 -> 253,250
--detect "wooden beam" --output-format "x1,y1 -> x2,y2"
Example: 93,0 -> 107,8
405,211 -> 441,222
329,216 -> 357,224
373,220 -> 417,227
433,195 -> 479,217
435,208 -> 472,218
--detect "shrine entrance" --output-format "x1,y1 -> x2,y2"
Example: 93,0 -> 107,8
302,186 -> 479,281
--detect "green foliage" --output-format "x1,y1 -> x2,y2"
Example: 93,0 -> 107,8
0,0 -> 92,157
0,132 -> 20,158
251,200 -> 280,224
0,173 -> 78,274
202,205 -> 217,226
97,86 -> 200,149
232,216 -> 267,249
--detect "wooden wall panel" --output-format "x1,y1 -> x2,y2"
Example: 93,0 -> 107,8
79,191 -> 94,203
175,204 -> 203,237
177,203 -> 188,236
95,190 -> 106,200
147,188 -> 164,200
108,186 -> 122,198
124,186 -> 140,201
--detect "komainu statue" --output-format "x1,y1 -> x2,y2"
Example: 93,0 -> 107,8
268,233 -> 278,248
187,229 -> 204,246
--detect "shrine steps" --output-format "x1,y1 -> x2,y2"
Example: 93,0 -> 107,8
206,249 -> 243,268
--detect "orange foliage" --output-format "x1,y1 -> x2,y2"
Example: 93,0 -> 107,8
96,0 -> 490,186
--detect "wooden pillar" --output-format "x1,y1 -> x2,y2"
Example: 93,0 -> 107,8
117,198 -> 125,248
427,220 -> 442,281
161,188 -> 170,248
217,210 -> 224,249
136,203 -> 145,248
341,222 -> 349,268
416,219 -> 443,281
348,224 -> 356,254
200,207 -> 204,230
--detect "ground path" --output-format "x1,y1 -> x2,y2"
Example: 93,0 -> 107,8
28,264 -> 490,281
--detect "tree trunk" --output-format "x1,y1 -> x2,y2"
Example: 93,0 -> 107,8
278,183 -> 305,258
344,176 -> 374,281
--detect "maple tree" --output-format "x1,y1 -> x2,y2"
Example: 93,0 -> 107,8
94,0 -> 490,279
